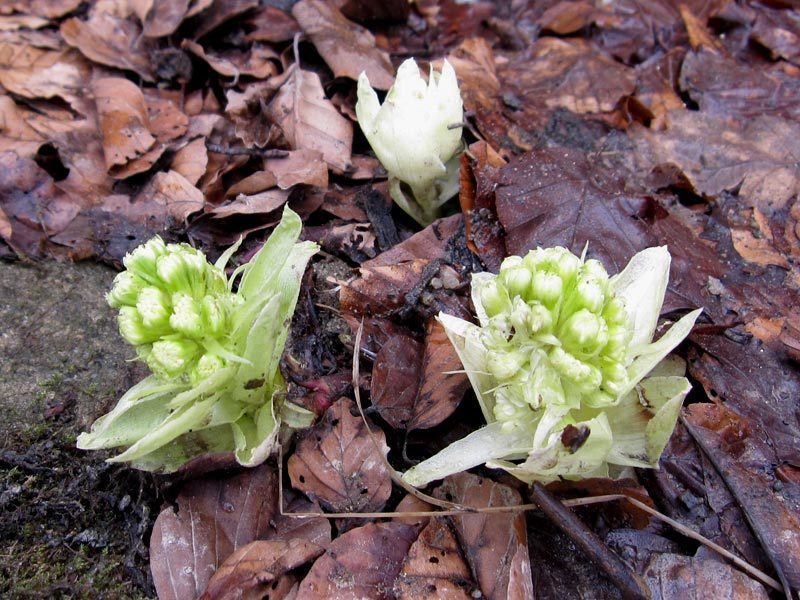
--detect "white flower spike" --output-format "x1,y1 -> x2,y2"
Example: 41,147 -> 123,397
402,246 -> 702,486
356,58 -> 463,226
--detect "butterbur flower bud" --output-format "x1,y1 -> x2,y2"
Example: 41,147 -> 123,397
118,306 -> 155,346
403,245 -> 703,487
148,339 -> 200,379
107,271 -> 143,308
170,293 -> 204,338
191,353 -> 226,384
122,236 -> 167,283
356,58 -> 463,226
136,287 -> 171,329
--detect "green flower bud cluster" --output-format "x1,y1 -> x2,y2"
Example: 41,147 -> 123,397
477,248 -> 633,427
107,237 -> 236,382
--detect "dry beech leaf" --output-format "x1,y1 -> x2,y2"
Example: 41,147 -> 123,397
0,151 -> 83,239
60,13 -> 155,81
288,397 -> 391,513
297,522 -> 419,599
144,89 -> 189,144
267,65 -> 353,172
199,538 -> 324,600
244,5 -> 300,43
265,149 -> 328,189
0,95 -> 46,158
150,464 -> 279,600
171,138 -> 209,185
371,319 -> 469,431
210,189 -> 290,219
394,518 -> 477,599
644,554 -> 768,599
91,77 -> 156,172
132,0 -> 189,38
631,110 -> 800,214
435,473 -> 534,600
0,44 -> 90,112
182,39 -> 279,80
0,205 -> 11,244
292,0 -> 395,90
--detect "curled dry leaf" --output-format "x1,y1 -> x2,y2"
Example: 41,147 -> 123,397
292,0 -> 394,89
394,518 -> 477,599
199,538 -> 324,600
171,138 -> 209,185
0,44 -> 90,112
91,77 -> 157,173
140,170 -> 205,222
434,473 -> 533,600
60,13 -> 155,81
297,522 -> 419,599
265,149 -> 328,189
266,65 -> 353,172
150,464 -> 279,600
0,95 -> 46,158
182,40 -> 279,80
288,397 -> 392,513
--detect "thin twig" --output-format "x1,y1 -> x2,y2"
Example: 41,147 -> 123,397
205,142 -> 289,158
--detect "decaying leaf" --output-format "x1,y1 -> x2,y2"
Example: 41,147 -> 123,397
644,554 -> 768,599
434,473 -> 533,600
267,65 -> 353,172
288,397 -> 392,513
297,522 -> 419,599
394,518 -> 477,599
150,464 -> 279,600
292,0 -> 395,89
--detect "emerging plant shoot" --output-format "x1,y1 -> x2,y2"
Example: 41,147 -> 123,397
403,246 -> 702,486
356,58 -> 463,226
78,206 -> 318,472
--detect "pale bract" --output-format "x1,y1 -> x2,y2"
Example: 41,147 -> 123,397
77,206 -> 318,473
356,58 -> 463,226
402,246 -> 702,486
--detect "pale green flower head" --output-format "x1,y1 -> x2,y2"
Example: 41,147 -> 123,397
78,206 -> 318,472
356,58 -> 463,226
402,246 -> 702,486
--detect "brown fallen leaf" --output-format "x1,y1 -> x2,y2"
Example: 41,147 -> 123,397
292,0 -> 394,89
0,44 -> 90,113
644,553 -> 769,599
537,1 -> 595,35
150,464 -> 279,600
297,522 -> 419,599
631,110 -> 800,213
60,13 -> 155,81
3,0 -> 82,19
679,4 -> 727,53
182,40 -> 279,80
265,149 -> 328,189
144,88 -> 188,144
199,537 -> 324,600
132,0 -> 190,38
394,518 -> 477,599
210,190 -> 289,219
137,170 -> 205,222
683,403 -> 800,592
498,38 -> 636,130
371,319 -> 470,431
679,49 -> 800,121
0,96 -> 46,158
171,138 -> 209,185
751,6 -> 800,66
435,473 -> 533,600
492,148 -> 652,275
288,397 -> 392,513
243,5 -> 300,43
91,77 -> 157,173
629,48 -> 686,129
266,64 -> 353,172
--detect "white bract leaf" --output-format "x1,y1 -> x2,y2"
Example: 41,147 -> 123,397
401,246 -> 702,486
77,206 -> 318,472
356,58 -> 463,225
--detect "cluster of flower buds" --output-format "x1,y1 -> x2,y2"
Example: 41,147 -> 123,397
476,248 -> 633,427
402,246 -> 702,486
106,237 -> 237,382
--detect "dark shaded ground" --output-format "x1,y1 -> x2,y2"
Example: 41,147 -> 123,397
0,259 -> 158,598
